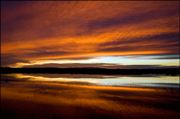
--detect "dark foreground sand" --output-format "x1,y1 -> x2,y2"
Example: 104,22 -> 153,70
1,81 -> 179,119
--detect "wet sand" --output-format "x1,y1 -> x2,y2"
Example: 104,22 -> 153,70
1,81 -> 180,119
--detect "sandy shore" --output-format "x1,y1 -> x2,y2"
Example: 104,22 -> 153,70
1,81 -> 179,119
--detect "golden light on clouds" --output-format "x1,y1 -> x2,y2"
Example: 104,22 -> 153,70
1,1 -> 179,68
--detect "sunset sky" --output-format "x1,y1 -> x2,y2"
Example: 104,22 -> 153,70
1,1 -> 179,69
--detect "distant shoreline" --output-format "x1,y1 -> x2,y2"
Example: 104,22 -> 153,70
1,67 -> 179,75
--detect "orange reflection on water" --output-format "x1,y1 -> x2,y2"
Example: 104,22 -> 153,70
6,73 -> 100,85
1,81 -> 179,119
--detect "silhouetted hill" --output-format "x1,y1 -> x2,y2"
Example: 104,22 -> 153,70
1,67 -> 179,75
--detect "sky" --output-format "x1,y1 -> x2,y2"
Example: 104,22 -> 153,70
1,1 -> 179,69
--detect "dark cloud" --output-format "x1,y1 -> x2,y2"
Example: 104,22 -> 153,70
87,5 -> 179,31
100,32 -> 179,47
97,32 -> 179,54
23,51 -> 72,59
1,1 -> 26,11
153,57 -> 179,60
22,63 -> 179,69
47,57 -> 97,61
1,54 -> 29,67
122,54 -> 179,60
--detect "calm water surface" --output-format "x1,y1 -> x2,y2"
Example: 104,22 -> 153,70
1,73 -> 179,88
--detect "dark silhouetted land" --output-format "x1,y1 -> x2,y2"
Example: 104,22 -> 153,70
1,67 -> 179,75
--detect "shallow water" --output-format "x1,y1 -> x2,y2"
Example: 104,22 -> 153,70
1,73 -> 179,88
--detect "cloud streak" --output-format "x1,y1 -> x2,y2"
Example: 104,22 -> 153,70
21,63 -> 179,69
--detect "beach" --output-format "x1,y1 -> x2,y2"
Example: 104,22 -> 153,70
1,81 -> 179,119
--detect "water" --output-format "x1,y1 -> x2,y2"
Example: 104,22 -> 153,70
1,73 -> 179,88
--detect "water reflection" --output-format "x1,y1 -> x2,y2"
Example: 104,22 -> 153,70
1,73 -> 179,88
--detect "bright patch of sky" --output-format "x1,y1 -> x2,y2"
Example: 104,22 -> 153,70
95,55 -> 179,66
